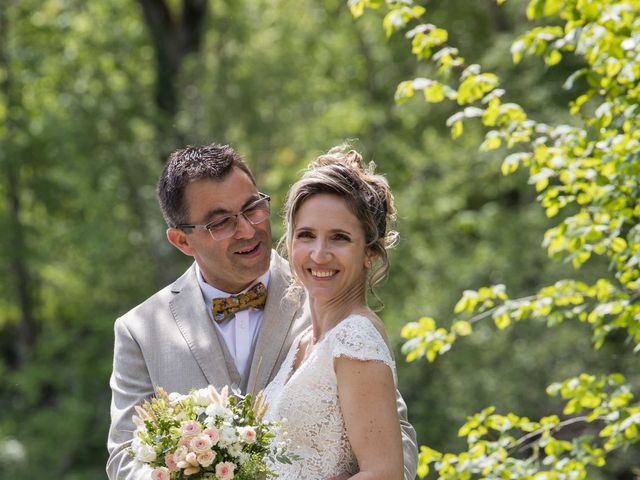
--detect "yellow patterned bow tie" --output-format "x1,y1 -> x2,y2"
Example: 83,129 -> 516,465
211,282 -> 267,324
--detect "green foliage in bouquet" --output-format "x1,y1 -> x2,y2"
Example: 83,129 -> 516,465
350,0 -> 640,477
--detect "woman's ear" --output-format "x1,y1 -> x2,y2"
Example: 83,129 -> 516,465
166,227 -> 196,257
364,247 -> 379,269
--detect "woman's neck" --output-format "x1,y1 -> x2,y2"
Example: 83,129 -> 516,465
308,287 -> 369,344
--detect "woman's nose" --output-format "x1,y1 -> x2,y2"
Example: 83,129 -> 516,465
310,241 -> 331,263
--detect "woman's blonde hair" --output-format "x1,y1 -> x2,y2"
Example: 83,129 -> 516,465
280,144 -> 397,309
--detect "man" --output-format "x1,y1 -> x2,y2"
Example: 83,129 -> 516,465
107,143 -> 418,479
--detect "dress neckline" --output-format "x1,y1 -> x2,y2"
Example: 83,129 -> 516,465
283,314 -> 371,387
284,326 -> 324,386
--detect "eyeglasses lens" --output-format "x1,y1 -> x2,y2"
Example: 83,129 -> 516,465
208,198 -> 270,240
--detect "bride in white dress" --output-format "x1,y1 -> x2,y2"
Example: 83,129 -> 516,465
264,146 -> 405,480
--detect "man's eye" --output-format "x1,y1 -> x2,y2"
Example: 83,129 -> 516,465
243,205 -> 260,216
207,217 -> 232,230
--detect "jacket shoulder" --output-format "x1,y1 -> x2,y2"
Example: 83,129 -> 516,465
115,264 -> 197,329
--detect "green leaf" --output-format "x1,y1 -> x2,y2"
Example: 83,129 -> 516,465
480,131 -> 502,151
424,82 -> 445,103
544,49 -> 562,66
452,320 -> 473,336
451,119 -> 464,139
611,237 -> 627,253
494,313 -> 511,330
348,0 -> 366,18
395,80 -> 415,104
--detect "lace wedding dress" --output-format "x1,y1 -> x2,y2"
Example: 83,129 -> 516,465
264,314 -> 396,480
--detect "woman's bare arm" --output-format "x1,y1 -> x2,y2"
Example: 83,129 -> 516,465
335,356 -> 404,480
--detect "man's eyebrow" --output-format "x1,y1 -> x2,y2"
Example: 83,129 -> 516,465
201,206 -> 230,221
201,193 -> 260,221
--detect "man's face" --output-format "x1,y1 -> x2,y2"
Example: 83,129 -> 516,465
168,167 -> 272,293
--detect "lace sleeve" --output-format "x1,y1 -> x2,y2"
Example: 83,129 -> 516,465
330,315 -> 395,372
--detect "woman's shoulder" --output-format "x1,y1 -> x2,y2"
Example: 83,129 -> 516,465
333,312 -> 388,342
328,312 -> 394,366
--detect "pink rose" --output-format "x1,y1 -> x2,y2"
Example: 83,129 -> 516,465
215,461 -> 236,480
197,450 -> 216,467
237,426 -> 257,444
151,467 -> 170,480
164,453 -> 178,472
181,420 -> 201,437
203,427 -> 220,446
190,434 -> 213,453
185,452 -> 198,466
173,445 -> 188,463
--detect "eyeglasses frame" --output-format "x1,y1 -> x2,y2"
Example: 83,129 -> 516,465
177,192 -> 271,240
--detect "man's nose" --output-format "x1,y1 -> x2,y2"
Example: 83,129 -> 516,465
234,214 -> 256,239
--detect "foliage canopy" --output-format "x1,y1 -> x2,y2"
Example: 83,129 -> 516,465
350,0 -> 640,477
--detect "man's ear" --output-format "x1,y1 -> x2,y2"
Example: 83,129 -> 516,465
166,228 -> 196,257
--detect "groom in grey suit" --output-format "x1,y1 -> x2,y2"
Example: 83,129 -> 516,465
107,143 -> 418,480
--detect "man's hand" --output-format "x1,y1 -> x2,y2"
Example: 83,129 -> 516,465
327,474 -> 351,480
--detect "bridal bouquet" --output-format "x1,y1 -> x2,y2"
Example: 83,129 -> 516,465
130,385 -> 291,480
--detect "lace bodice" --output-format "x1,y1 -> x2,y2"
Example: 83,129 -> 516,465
263,314 -> 396,480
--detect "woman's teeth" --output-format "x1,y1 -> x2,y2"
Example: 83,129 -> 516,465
311,270 -> 336,278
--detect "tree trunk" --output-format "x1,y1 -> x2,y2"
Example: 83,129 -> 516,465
0,1 -> 36,368
137,0 -> 208,159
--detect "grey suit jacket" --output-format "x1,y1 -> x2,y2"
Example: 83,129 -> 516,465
107,252 -> 417,479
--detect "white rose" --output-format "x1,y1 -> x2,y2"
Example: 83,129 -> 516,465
132,439 -> 157,463
168,392 -> 184,402
192,388 -> 212,406
205,403 -> 232,420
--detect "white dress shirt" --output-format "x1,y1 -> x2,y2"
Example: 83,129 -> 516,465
196,263 -> 270,379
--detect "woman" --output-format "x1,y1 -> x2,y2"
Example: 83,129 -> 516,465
264,145 -> 404,480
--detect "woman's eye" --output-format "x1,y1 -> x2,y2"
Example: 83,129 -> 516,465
333,233 -> 350,241
295,231 -> 314,239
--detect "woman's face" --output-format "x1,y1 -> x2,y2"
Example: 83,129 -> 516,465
290,194 -> 371,304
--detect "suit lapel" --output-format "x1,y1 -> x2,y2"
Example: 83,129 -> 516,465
246,254 -> 302,395
170,264 -> 234,389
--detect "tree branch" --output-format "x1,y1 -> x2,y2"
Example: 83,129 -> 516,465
509,415 -> 595,453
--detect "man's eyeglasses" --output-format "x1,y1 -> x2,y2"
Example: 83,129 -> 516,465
178,193 -> 271,240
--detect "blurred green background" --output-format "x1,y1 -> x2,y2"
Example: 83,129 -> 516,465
0,0 -> 637,478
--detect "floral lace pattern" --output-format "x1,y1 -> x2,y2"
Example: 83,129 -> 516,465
264,314 -> 396,479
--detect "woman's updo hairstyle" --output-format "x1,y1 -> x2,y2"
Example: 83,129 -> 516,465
282,144 -> 398,309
